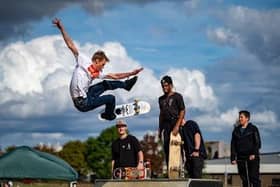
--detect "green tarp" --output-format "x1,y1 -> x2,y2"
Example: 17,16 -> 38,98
0,146 -> 78,181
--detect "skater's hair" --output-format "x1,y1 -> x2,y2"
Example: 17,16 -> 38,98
92,50 -> 110,62
161,75 -> 173,85
239,110 -> 250,120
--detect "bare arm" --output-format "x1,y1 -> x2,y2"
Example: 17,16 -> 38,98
194,133 -> 201,150
111,160 -> 115,174
105,67 -> 143,80
172,109 -> 185,135
52,18 -> 79,58
137,151 -> 144,170
191,132 -> 201,157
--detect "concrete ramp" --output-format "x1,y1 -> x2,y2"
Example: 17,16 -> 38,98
95,179 -> 223,187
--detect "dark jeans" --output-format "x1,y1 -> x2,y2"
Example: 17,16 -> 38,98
73,80 -> 125,115
163,130 -> 171,166
185,156 -> 204,178
237,159 -> 261,187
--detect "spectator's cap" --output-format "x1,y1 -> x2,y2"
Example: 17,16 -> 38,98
116,119 -> 127,127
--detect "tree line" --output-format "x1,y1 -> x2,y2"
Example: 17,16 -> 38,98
1,126 -> 164,179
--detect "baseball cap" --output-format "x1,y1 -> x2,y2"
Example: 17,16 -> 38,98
115,119 -> 127,127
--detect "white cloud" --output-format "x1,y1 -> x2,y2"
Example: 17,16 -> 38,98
0,35 -> 217,118
204,5 -> 280,133
195,107 -> 279,132
207,27 -> 241,46
31,132 -> 64,139
165,68 -> 217,111
208,6 -> 280,64
194,107 -> 239,132
0,132 -> 69,148
252,110 -> 278,129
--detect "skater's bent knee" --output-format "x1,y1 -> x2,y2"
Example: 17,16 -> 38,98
108,94 -> 116,101
104,94 -> 115,103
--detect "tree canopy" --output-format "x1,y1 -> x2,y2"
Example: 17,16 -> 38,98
59,140 -> 88,175
86,125 -> 119,178
1,126 -> 165,179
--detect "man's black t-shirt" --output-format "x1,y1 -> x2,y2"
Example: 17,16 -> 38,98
112,135 -> 141,169
181,120 -> 207,159
159,92 -> 185,132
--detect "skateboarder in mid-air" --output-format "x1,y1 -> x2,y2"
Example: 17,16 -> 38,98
52,18 -> 143,120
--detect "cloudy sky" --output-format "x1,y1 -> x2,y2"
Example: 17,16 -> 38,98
0,0 -> 279,152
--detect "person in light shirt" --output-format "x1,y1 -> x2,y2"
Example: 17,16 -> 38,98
52,18 -> 143,120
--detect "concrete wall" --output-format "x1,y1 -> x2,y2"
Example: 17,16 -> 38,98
95,179 -> 223,187
208,173 -> 280,187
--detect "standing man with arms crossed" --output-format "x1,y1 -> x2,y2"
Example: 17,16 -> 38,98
231,110 -> 261,187
158,75 -> 185,166
52,18 -> 143,120
112,119 -> 144,178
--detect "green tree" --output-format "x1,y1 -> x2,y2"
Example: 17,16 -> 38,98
5,145 -> 16,152
59,140 -> 88,175
86,125 -> 119,178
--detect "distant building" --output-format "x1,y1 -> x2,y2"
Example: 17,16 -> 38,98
204,152 -> 280,187
140,131 -> 165,177
34,142 -> 62,153
205,141 -> 231,159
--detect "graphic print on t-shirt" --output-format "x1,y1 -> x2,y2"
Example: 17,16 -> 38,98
168,98 -> 173,106
121,143 -> 131,151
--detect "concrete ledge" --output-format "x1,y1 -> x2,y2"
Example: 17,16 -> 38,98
95,179 -> 223,187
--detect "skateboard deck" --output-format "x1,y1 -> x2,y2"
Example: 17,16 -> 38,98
113,167 -> 145,180
168,133 -> 183,179
98,100 -> 151,120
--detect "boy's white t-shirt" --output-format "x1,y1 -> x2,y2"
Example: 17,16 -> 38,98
70,54 -> 106,98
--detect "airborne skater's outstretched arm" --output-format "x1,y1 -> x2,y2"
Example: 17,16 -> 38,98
52,18 -> 79,58
105,67 -> 143,80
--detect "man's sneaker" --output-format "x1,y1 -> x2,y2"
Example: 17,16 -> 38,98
124,76 -> 138,91
101,112 -> 116,121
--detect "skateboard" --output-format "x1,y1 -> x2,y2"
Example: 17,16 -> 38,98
168,133 -> 184,179
98,100 -> 151,120
113,167 -> 145,180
